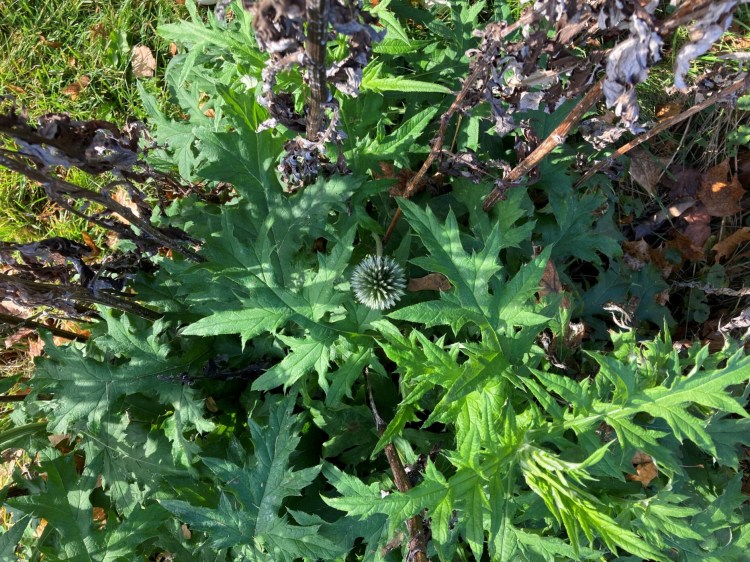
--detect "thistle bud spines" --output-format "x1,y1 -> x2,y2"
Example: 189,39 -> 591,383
351,255 -> 406,310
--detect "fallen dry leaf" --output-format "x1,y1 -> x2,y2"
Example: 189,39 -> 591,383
622,239 -> 650,271
62,84 -> 81,99
4,327 -> 34,349
564,321 -> 586,349
622,240 -> 675,278
407,273 -> 451,292
131,45 -> 156,78
539,259 -> 563,296
1,298 -> 32,318
629,148 -> 666,195
738,150 -> 750,190
81,231 -> 101,258
667,231 -> 705,261
681,203 -> 712,249
666,166 -> 702,199
61,76 -> 90,101
112,186 -> 142,221
169,42 -> 178,56
89,23 -> 108,40
27,335 -> 45,358
538,260 -> 570,309
6,84 -> 26,95
698,159 -> 745,217
626,451 -> 658,487
713,227 -> 750,262
653,289 -> 670,306
656,101 -> 682,119
92,507 -> 107,529
39,34 -> 62,49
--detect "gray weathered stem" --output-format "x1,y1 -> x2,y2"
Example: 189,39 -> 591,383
305,0 -> 329,139
0,150 -> 203,262
0,273 -> 161,321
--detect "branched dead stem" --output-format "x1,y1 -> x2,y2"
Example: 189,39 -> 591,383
0,150 -> 203,262
365,369 -> 430,562
0,312 -> 88,343
483,78 -> 604,211
576,74 -> 750,186
383,11 -> 535,244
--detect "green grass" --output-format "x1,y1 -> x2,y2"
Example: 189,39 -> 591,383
0,0 -> 187,120
0,0 -> 188,243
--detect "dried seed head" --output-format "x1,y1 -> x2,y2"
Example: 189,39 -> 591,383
351,255 -> 406,310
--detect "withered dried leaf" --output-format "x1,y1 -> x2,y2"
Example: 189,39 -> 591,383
62,76 -> 90,101
538,259 -> 569,309
626,451 -> 658,488
579,117 -> 628,150
682,202 -> 712,248
713,227 -> 750,262
131,45 -> 156,78
668,231 -> 706,261
407,273 -> 451,292
698,159 -> 744,217
674,1 -> 738,91
39,35 -> 63,49
628,148 -> 666,195
656,101 -> 683,119
602,10 -> 662,132
622,239 -> 651,271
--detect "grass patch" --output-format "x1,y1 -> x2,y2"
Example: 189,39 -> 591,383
0,0 -> 188,243
0,0 -> 187,120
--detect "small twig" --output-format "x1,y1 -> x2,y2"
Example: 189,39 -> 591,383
383,11 -> 535,244
0,312 -> 88,343
0,273 -> 161,321
657,0 -> 721,35
576,74 -> 750,187
0,150 -> 203,262
482,78 -> 604,211
365,369 -> 429,562
673,281 -> 750,298
0,393 -> 53,402
305,0 -> 329,140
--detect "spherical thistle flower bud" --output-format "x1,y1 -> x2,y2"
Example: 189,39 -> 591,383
351,255 -> 406,310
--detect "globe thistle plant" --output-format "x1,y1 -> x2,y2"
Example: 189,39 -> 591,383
351,254 -> 406,310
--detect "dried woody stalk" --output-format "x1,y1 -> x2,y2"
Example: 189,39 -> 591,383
305,0 -> 330,139
0,311 -> 88,343
383,12 -> 536,243
385,0 -> 748,238
0,103 -> 203,322
576,73 -> 750,186
245,0 -> 382,191
365,369 -> 429,562
0,151 -> 201,262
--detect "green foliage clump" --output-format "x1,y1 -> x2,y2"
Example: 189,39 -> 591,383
3,1 -> 750,561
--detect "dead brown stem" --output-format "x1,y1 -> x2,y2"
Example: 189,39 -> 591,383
0,150 -> 203,262
383,11 -> 535,244
576,74 -> 750,187
0,312 -> 88,343
0,273 -> 161,321
365,369 -> 430,562
483,78 -> 604,210
306,0 -> 329,140
0,393 -> 53,402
